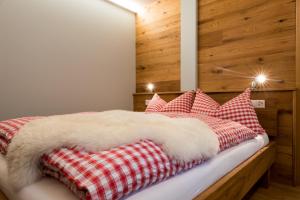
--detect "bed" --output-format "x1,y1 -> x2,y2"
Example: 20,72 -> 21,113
0,133 -> 273,200
0,89 -> 277,200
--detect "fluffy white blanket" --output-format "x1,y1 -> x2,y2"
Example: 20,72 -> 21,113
7,110 -> 219,190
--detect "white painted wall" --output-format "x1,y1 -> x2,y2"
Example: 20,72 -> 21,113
0,0 -> 136,120
180,0 -> 198,91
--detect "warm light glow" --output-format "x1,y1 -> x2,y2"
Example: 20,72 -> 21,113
107,0 -> 143,14
255,74 -> 267,84
147,83 -> 155,92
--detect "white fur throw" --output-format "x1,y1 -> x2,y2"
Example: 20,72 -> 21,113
7,110 -> 219,190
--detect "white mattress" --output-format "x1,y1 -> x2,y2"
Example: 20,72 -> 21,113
0,134 -> 269,200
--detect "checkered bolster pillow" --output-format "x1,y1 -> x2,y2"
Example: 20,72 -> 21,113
191,88 -> 265,134
216,88 -> 265,134
191,90 -> 219,116
146,91 -> 194,113
145,94 -> 167,112
0,116 -> 42,154
40,112 -> 257,200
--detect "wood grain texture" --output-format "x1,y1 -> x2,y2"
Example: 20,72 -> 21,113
194,142 -> 276,200
198,0 -> 296,92
136,0 -> 180,92
248,182 -> 300,200
133,90 -> 295,184
136,0 -> 297,92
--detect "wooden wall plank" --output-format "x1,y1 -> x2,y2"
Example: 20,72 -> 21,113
136,0 -> 180,92
198,0 -> 296,91
135,0 -> 298,184
136,0 -> 296,92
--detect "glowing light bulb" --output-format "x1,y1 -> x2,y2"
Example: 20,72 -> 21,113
147,83 -> 155,92
255,74 -> 267,84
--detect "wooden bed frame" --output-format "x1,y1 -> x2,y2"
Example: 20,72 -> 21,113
1,90 -> 281,200
194,142 -> 276,200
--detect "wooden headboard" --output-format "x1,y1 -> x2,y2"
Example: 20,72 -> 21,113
133,89 -> 296,185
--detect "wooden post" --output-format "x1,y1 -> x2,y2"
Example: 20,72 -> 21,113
295,0 -> 300,186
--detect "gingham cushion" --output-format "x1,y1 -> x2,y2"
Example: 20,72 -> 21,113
190,89 -> 265,134
160,91 -> 194,113
191,89 -> 219,115
40,112 -> 256,200
0,116 -> 41,154
145,94 -> 167,112
215,88 -> 265,134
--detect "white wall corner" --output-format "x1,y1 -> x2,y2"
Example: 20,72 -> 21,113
180,0 -> 198,91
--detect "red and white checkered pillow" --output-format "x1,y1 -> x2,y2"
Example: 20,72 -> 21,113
191,89 -> 219,115
160,91 -> 194,113
215,88 -> 265,134
145,94 -> 167,112
191,89 -> 265,134
0,116 -> 42,154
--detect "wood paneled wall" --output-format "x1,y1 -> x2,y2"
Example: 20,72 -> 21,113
136,0 -> 180,92
136,0 -> 296,93
135,0 -> 300,185
198,0 -> 296,91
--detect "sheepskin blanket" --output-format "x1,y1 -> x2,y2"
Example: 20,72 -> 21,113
7,110 -> 219,190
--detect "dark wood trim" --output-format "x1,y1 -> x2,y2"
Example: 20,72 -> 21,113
133,91 -> 187,96
293,91 -> 299,185
0,190 -> 8,200
261,169 -> 271,189
204,88 -> 297,93
133,88 -> 297,96
294,0 -> 300,185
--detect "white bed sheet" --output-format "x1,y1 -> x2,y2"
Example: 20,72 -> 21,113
0,134 -> 269,200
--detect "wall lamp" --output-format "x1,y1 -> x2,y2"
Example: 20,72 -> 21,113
251,74 -> 267,89
146,83 -> 155,93
213,67 -> 284,90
